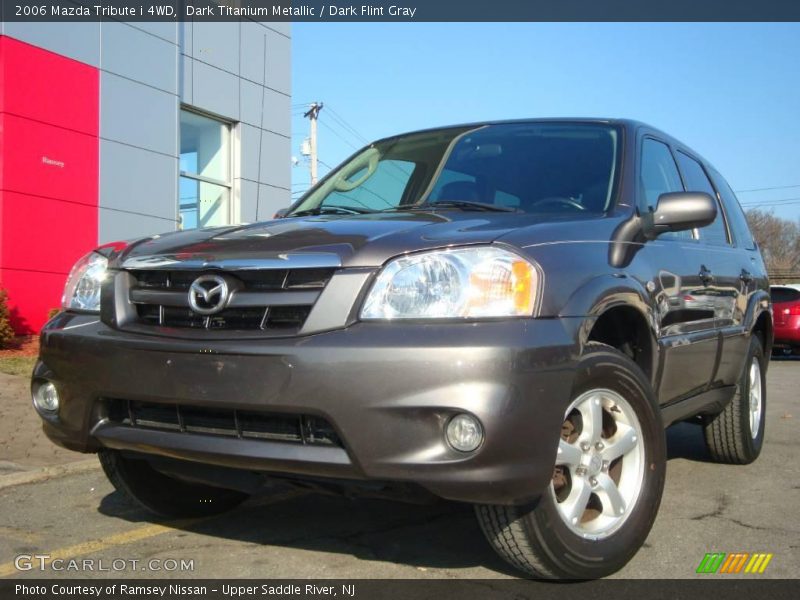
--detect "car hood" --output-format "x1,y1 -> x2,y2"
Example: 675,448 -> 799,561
112,211 -> 546,270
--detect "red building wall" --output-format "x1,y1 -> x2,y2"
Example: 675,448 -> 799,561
0,36 -> 99,334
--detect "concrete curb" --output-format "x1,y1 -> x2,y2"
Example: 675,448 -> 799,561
0,458 -> 99,490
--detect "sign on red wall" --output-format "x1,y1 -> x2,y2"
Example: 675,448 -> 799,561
0,36 -> 99,334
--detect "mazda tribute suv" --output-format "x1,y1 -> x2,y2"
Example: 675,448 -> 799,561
33,119 -> 772,579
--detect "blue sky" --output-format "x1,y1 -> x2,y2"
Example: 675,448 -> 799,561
291,23 -> 800,221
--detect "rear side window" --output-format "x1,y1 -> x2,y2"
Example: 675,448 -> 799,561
710,169 -> 757,250
675,152 -> 729,246
771,287 -> 800,303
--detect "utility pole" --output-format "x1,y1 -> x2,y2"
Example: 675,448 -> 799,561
303,102 -> 323,184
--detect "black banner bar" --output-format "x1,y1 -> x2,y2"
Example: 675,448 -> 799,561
2,0 -> 800,22
2,580 -> 800,600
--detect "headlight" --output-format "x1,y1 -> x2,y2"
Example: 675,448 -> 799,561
62,252 -> 108,312
361,246 -> 539,319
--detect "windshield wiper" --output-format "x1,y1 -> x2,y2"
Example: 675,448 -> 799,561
291,205 -> 375,217
417,200 -> 519,213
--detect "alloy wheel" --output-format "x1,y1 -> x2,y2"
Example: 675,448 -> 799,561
550,388 -> 645,539
748,358 -> 763,440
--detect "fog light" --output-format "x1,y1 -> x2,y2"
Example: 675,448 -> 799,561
33,381 -> 59,413
446,413 -> 483,452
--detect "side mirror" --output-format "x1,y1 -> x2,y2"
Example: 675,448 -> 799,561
644,192 -> 716,239
273,207 -> 290,219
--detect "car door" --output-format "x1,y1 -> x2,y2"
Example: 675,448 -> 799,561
706,168 -> 766,384
673,151 -> 745,391
638,137 -> 719,403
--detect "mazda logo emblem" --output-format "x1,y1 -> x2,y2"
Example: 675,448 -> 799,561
188,274 -> 229,315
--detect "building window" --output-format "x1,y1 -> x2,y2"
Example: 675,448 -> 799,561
179,109 -> 232,230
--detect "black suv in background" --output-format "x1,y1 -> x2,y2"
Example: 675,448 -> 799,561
33,119 -> 771,579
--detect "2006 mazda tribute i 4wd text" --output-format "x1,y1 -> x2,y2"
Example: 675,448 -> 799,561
33,119 -> 772,579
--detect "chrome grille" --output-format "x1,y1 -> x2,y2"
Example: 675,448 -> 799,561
127,268 -> 334,332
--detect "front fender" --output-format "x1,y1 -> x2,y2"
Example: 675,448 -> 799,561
558,273 -> 654,323
554,274 -> 659,381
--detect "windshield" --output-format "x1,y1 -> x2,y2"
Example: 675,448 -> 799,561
289,122 -> 621,216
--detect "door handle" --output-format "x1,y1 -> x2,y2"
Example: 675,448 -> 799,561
699,265 -> 714,286
740,269 -> 753,284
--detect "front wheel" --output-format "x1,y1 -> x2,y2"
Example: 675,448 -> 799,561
476,343 -> 666,579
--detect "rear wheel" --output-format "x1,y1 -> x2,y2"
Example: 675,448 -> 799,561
703,335 -> 766,464
476,343 -> 666,579
99,449 -> 249,518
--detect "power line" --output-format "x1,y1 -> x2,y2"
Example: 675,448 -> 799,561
742,204 -> 800,209
318,119 -> 361,151
740,196 -> 800,207
313,108 -> 377,156
741,198 -> 800,205
325,105 -> 415,188
317,113 -> 413,189
735,184 -> 800,193
299,103 -> 407,201
298,104 -> 367,151
325,106 -> 370,144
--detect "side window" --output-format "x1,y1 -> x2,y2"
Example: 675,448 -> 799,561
675,152 -> 730,246
710,169 -> 756,250
639,138 -> 684,211
639,138 -> 689,239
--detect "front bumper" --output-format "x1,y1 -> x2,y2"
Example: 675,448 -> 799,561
34,314 -> 583,505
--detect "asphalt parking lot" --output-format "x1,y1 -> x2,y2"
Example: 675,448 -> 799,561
0,360 -> 798,580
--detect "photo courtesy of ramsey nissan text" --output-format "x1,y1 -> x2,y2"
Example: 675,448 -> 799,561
0,1 -> 798,599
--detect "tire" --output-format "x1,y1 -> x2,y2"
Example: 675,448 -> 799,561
476,342 -> 666,579
99,449 -> 249,518
703,335 -> 766,464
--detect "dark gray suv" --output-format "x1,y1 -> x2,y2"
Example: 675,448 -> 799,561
33,119 -> 772,579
